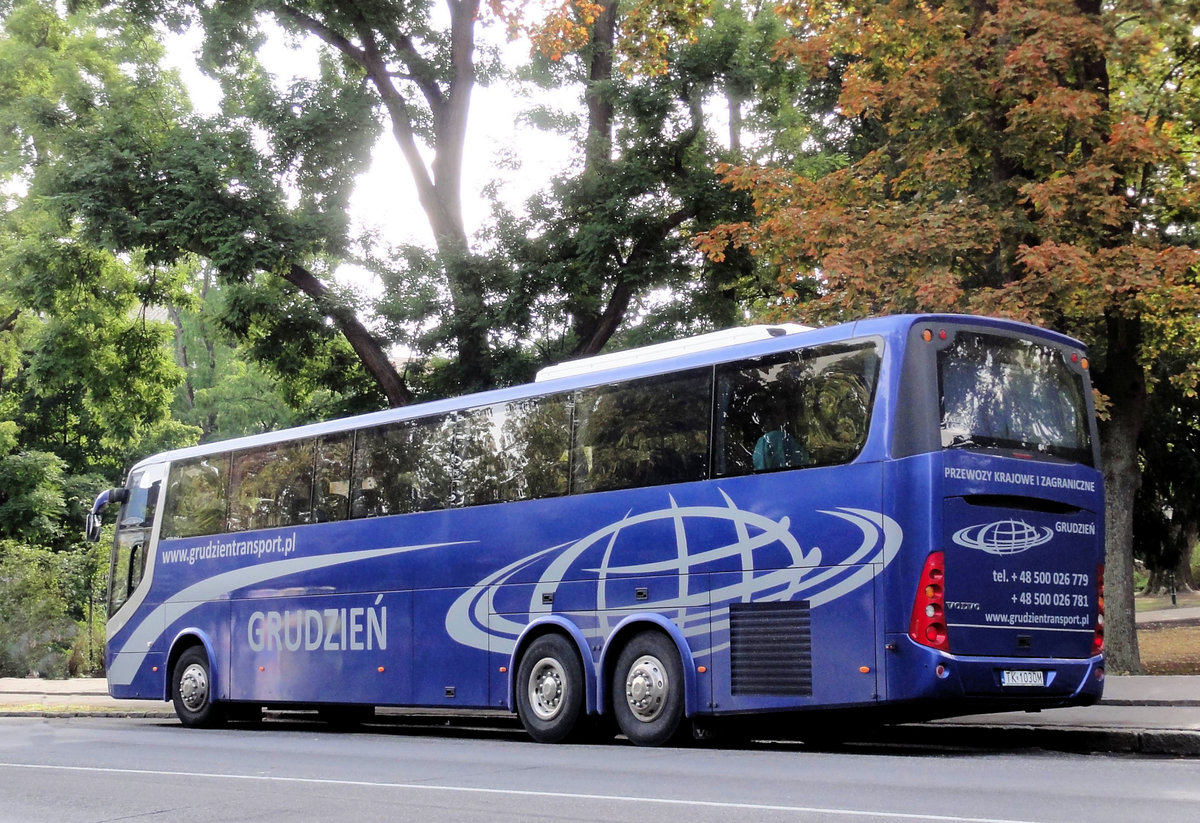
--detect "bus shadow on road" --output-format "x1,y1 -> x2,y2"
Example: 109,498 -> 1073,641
165,710 -> 1067,757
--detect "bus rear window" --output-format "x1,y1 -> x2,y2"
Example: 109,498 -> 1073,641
938,332 -> 1093,465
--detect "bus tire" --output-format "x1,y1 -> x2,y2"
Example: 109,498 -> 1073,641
611,631 -> 685,747
172,646 -> 224,728
516,634 -> 585,743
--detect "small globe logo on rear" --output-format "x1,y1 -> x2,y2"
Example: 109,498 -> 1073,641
952,520 -> 1054,555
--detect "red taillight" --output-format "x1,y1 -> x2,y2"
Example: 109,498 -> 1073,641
909,552 -> 948,651
1092,564 -> 1105,655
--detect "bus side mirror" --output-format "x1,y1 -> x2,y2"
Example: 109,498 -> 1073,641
85,513 -> 102,543
85,487 -> 130,542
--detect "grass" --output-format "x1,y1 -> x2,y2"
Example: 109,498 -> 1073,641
1135,589 -> 1200,613
1138,623 -> 1200,675
1134,587 -> 1200,674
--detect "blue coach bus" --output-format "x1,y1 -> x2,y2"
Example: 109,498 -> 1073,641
87,314 -> 1105,745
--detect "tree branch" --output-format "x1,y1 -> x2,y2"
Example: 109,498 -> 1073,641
270,2 -> 370,72
284,263 -> 412,406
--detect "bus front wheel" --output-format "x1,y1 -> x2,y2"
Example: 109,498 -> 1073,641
611,631 -> 685,747
515,634 -> 584,743
172,646 -> 224,728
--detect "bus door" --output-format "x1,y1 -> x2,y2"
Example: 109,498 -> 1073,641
105,464 -> 166,696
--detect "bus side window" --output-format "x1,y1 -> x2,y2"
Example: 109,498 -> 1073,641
314,432 -> 353,522
797,345 -> 880,466
161,456 -> 230,538
715,352 -> 807,477
515,395 -> 571,500
352,416 -> 453,517
572,370 -> 710,493
715,343 -> 881,477
229,440 -> 316,532
458,395 -> 571,506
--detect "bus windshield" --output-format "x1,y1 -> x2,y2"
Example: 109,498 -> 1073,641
938,331 -> 1093,465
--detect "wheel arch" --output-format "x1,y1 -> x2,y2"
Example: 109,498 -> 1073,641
507,617 -> 599,714
165,629 -> 219,702
598,614 -> 699,718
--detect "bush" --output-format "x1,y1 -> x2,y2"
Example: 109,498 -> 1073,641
0,541 -> 77,677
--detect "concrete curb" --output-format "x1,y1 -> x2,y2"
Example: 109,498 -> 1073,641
886,723 -> 1200,756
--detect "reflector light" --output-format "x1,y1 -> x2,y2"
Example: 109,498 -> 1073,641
910,552 -> 948,651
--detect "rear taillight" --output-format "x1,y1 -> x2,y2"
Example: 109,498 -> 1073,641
909,551 -> 948,651
1092,564 -> 1105,655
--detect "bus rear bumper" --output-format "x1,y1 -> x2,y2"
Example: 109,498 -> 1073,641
886,640 -> 1105,709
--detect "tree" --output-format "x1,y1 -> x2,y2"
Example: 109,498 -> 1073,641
0,0 -> 410,405
104,0 -> 505,394
167,258 -> 383,441
697,0 -> 1200,672
1134,355 -> 1200,595
464,0 -> 802,378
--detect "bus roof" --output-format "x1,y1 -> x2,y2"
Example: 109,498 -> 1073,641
534,324 -> 812,382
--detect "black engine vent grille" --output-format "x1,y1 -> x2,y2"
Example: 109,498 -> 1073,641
729,601 -> 813,696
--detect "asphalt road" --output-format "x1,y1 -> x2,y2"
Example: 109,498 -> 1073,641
1,716 -> 1197,823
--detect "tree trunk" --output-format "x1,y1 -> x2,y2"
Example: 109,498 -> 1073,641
276,0 -> 489,391
1096,314 -> 1145,674
1176,522 -> 1197,591
166,305 -> 196,412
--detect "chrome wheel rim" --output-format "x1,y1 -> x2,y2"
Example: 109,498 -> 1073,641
528,657 -> 567,721
178,663 -> 209,713
624,654 -> 669,723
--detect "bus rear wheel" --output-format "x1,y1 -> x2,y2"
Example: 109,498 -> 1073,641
611,631 -> 685,747
172,646 -> 224,728
516,634 -> 584,743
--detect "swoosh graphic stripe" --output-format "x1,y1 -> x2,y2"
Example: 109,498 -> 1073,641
110,541 -> 468,686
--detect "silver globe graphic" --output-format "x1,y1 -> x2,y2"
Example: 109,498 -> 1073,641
952,519 -> 1054,555
446,491 -> 902,655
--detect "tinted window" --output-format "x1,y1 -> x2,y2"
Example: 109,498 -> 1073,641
573,370 -> 711,493
228,440 -> 315,531
162,455 -> 230,538
314,432 -> 353,522
939,332 -> 1092,464
109,465 -> 163,616
352,416 -> 454,517
459,395 -> 571,505
715,342 -> 881,477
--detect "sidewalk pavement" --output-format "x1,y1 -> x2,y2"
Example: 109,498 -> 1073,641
2,606 -> 1197,755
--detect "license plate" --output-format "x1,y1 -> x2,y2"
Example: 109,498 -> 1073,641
1001,670 -> 1044,687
